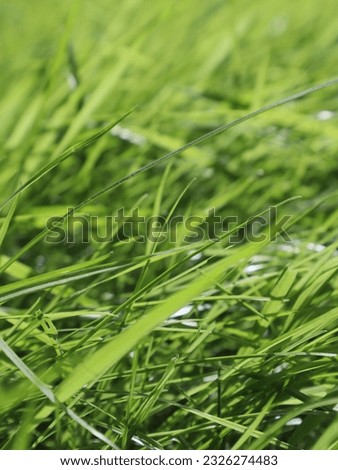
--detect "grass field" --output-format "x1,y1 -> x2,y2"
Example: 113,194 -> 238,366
1,0 -> 338,450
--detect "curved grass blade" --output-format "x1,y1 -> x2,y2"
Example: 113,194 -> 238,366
0,244 -> 203,305
0,195 -> 18,249
0,109 -> 135,213
249,396 -> 338,450
55,233 -> 274,402
0,336 -> 118,449
47,191 -> 335,404
1,77 -> 337,273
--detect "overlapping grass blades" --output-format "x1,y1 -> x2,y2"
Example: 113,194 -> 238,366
1,0 -> 338,450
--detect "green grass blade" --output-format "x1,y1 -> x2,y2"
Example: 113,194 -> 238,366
0,109 -> 135,213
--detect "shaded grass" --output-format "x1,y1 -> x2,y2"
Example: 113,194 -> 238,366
0,0 -> 338,450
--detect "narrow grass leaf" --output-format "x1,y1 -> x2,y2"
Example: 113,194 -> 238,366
0,109 -> 135,213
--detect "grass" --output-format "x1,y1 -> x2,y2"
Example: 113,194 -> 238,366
1,0 -> 338,450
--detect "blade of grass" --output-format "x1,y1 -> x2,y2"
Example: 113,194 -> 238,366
1,78 -> 338,273
0,195 -> 18,249
0,336 -> 118,448
0,109 -> 135,213
55,230 -> 277,403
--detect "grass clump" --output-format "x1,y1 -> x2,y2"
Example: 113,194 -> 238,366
0,0 -> 338,450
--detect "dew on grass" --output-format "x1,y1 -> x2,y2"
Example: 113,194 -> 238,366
286,418 -> 302,426
203,373 -> 218,383
111,125 -> 146,146
190,252 -> 203,261
181,320 -> 198,328
167,305 -> 197,327
273,362 -> 289,374
170,305 -> 193,318
66,73 -> 78,90
101,292 -> 114,301
203,167 -> 214,178
35,255 -> 46,273
197,303 -> 212,312
278,243 -> 300,254
244,263 -> 264,274
80,311 -> 106,319
306,242 -> 325,252
251,255 -> 271,263
316,110 -> 335,121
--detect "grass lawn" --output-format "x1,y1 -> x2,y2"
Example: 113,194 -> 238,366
0,0 -> 338,450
